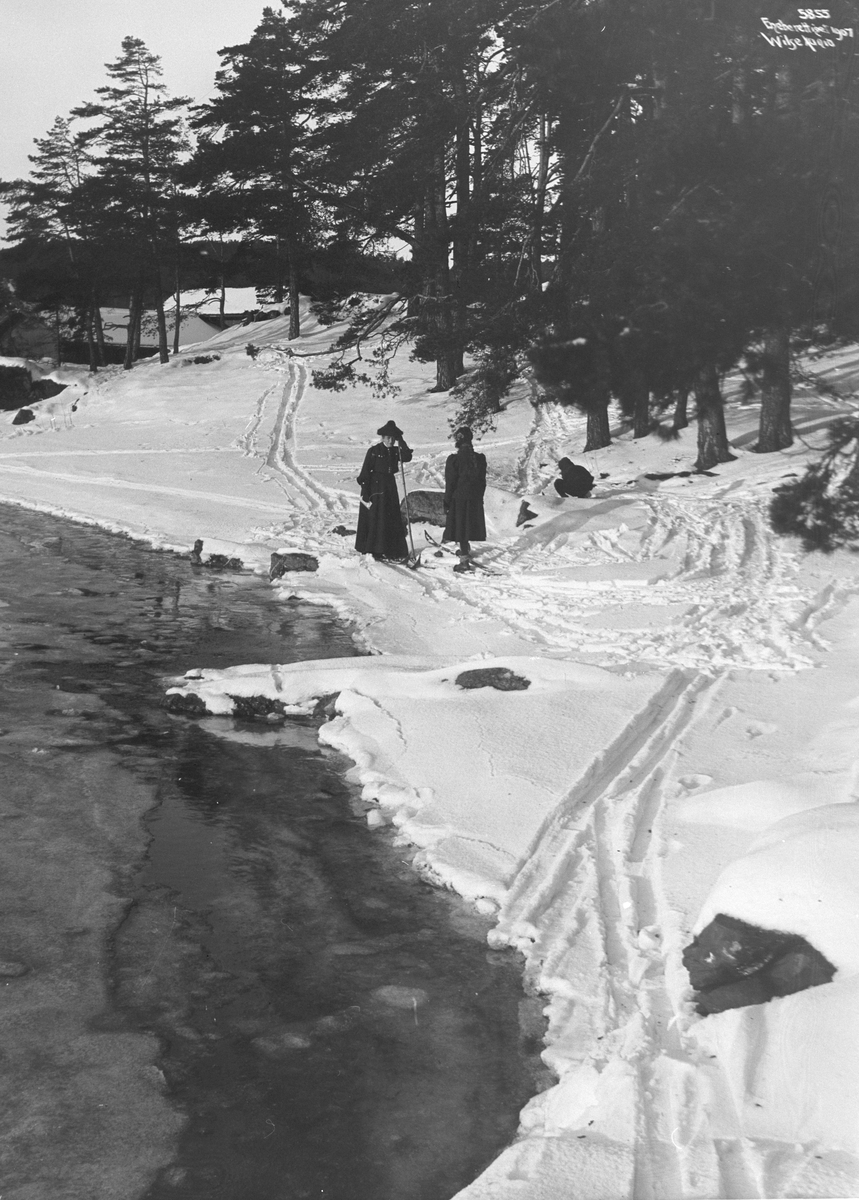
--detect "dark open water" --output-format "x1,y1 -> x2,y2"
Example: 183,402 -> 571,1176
0,504 -> 547,1200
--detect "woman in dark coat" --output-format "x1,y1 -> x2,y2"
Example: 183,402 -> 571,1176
355,420 -> 413,560
442,426 -> 486,559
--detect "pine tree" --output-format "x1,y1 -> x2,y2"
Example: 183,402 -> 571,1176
73,37 -> 189,365
292,0 -> 543,392
188,8 -> 328,340
521,0 -> 859,463
0,118 -> 106,368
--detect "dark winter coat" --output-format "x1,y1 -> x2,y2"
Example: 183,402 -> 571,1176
355,439 -> 413,558
442,447 -> 487,543
554,457 -> 594,498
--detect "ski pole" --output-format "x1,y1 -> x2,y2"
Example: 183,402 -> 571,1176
399,454 -> 421,567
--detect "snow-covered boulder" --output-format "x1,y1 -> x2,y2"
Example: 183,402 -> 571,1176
684,912 -> 835,1014
693,803 -> 859,978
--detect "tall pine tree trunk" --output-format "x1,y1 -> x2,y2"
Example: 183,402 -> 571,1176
173,262 -> 182,356
93,300 -> 106,366
694,363 -> 734,471
407,202 -> 426,320
758,326 -> 793,452
124,284 -> 143,371
286,236 -> 300,340
430,286 -> 458,392
426,152 -> 459,392
672,388 -> 689,431
217,235 -> 227,329
154,284 -> 170,364
451,66 -> 470,377
85,304 -> 98,373
584,398 -> 611,451
530,113 -> 551,289
631,379 -> 650,438
131,307 -> 142,362
273,236 -> 284,304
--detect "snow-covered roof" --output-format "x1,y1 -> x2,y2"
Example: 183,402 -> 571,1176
98,308 -> 220,349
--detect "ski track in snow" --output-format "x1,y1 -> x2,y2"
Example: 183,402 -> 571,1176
241,355 -> 858,1197
424,493 -> 857,671
245,364 -> 848,678
492,672 -> 769,1198
240,362 -> 353,534
515,402 -> 587,494
315,398 -> 856,673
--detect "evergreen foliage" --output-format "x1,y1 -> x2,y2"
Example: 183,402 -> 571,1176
72,37 -> 190,364
187,8 -> 330,338
770,417 -> 859,552
1,1 -> 858,498
521,0 -> 859,460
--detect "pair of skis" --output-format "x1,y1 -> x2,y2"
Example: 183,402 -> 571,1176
423,530 -> 500,575
391,457 -> 500,577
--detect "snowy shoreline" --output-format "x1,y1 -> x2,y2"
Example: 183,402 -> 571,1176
3,311 -> 859,1198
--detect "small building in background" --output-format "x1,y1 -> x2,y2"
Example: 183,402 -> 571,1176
55,290 -> 290,364
164,289 -> 290,329
99,307 -> 222,355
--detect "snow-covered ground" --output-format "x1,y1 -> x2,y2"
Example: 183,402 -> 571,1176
3,302 -> 859,1199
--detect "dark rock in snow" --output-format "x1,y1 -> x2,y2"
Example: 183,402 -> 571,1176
684,912 -> 836,1016
229,694 -> 287,721
12,408 -> 35,425
767,945 -> 835,993
516,500 -> 539,527
400,490 -> 447,527
179,354 -> 220,366
205,554 -> 245,571
0,365 -> 33,410
330,525 -> 356,537
186,540 -> 243,570
188,539 -> 243,569
0,367 -> 65,409
31,379 -> 67,400
313,692 -> 340,719
455,667 -> 531,692
269,551 -> 319,580
164,691 -> 208,717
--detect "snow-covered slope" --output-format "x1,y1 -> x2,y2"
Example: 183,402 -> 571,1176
4,301 -> 859,1198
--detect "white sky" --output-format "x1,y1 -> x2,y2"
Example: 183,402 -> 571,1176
0,0 -> 271,238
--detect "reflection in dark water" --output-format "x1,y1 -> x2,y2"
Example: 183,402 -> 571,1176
0,504 -> 546,1200
132,725 -> 544,1200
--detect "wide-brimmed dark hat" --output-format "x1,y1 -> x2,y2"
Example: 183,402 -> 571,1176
377,420 -> 403,438
453,426 -> 473,444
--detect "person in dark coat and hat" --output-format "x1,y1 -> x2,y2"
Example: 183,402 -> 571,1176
355,420 -> 413,560
554,457 -> 595,498
442,427 -> 487,562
